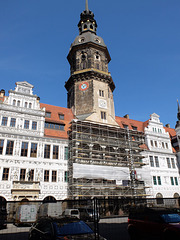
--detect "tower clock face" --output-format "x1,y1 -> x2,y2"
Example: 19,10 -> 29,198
79,82 -> 89,91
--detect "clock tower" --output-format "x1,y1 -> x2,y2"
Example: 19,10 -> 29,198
65,0 -> 117,125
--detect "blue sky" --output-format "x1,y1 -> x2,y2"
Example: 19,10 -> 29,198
0,0 -> 180,128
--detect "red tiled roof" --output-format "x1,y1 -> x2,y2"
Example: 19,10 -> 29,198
115,116 -> 145,132
164,127 -> 176,138
40,103 -> 74,139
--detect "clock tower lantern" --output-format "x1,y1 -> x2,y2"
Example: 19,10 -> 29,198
65,0 -> 117,125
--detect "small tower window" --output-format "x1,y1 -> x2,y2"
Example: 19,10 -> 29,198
84,24 -> 87,29
90,24 -> 93,30
101,111 -> 106,120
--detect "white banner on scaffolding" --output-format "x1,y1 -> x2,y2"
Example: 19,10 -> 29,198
73,163 -> 130,181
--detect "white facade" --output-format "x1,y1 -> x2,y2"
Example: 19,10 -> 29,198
0,82 -> 68,201
142,113 -> 179,198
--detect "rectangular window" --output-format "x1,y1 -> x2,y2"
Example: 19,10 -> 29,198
53,145 -> 59,159
28,169 -> 34,181
165,143 -> 168,149
24,120 -> 29,129
154,141 -> 157,147
150,140 -> 153,147
2,168 -> 9,181
170,177 -> 174,185
157,176 -> 161,185
64,147 -> 68,160
6,140 -> 14,155
153,176 -> 157,185
0,140 -> 4,155
171,158 -> 176,168
20,169 -> 26,181
123,124 -> 128,129
44,144 -> 50,159
132,126 -> 137,131
60,125 -> 65,131
150,156 -> 154,167
175,177 -> 178,185
155,156 -> 159,167
44,170 -> 49,182
32,121 -> 37,130
59,114 -> 64,120
162,142 -> 165,148
101,111 -> 106,120
52,171 -> 57,182
167,158 -> 171,168
45,122 -> 65,131
10,118 -> 16,127
21,142 -> 28,157
1,117 -> 8,126
45,112 -> 51,118
99,90 -> 104,97
64,171 -> 68,182
30,143 -> 37,157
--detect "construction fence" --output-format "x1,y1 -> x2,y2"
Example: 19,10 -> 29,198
0,197 -> 179,240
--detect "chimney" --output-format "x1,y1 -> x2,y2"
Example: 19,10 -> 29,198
165,124 -> 170,128
124,114 -> 129,119
0,89 -> 5,97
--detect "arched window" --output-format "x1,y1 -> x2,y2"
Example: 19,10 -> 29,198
13,100 -> 16,106
17,100 -> 20,107
84,24 -> 87,29
81,54 -> 87,69
24,102 -> 28,108
90,24 -> 93,30
29,103 -> 32,108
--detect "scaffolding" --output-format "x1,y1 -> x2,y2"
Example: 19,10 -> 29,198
68,119 -> 147,199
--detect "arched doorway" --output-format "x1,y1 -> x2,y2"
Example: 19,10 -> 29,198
43,196 -> 56,203
174,193 -> 180,207
156,193 -> 164,205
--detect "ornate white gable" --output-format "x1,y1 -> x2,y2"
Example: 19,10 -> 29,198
150,113 -> 160,123
15,81 -> 34,95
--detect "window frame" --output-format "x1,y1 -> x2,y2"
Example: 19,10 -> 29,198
1,117 -> 8,126
53,145 -> 59,159
20,169 -> 26,181
32,121 -> 37,130
24,120 -> 30,129
44,144 -> 51,159
2,168 -> 9,181
21,142 -> 28,157
0,140 -> 4,155
44,170 -> 49,182
52,170 -> 57,182
6,140 -> 14,155
30,143 -> 37,158
10,118 -> 16,127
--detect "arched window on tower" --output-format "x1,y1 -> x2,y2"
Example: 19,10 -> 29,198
81,53 -> 87,69
84,24 -> 87,29
94,52 -> 100,70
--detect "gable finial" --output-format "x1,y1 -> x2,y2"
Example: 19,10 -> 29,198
86,0 -> 89,11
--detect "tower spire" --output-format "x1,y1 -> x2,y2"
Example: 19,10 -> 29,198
85,0 -> 89,11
